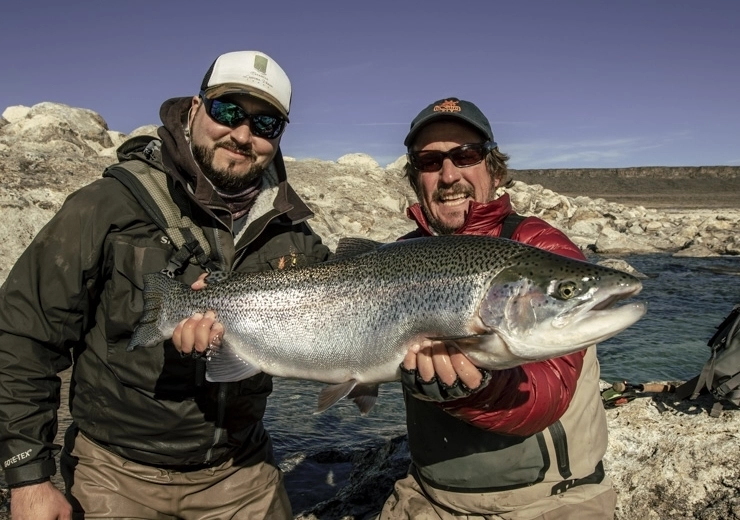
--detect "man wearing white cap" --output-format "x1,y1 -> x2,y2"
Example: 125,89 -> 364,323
0,50 -> 329,518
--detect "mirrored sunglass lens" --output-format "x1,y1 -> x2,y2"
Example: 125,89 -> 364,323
251,115 -> 281,137
210,100 -> 247,127
450,146 -> 485,166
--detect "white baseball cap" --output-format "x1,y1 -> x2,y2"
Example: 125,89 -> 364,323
200,51 -> 292,120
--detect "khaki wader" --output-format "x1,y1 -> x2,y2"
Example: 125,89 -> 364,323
61,432 -> 292,520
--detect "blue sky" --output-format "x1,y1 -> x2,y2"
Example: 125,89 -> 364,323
2,0 -> 738,169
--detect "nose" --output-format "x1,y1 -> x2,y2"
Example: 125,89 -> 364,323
439,157 -> 463,185
228,120 -> 254,144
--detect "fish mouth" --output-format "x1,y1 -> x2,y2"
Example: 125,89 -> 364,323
499,284 -> 647,362
590,284 -> 643,311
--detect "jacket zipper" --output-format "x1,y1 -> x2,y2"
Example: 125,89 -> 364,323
206,382 -> 229,463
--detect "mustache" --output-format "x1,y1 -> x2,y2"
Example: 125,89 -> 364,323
433,184 -> 474,202
216,142 -> 258,161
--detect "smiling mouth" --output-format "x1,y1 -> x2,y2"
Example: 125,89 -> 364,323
438,193 -> 469,206
222,148 -> 250,159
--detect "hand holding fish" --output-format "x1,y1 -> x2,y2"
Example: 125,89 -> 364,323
400,340 -> 492,402
405,340 -> 484,390
171,274 -> 222,358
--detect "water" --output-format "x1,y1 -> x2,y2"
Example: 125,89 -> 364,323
264,253 -> 740,473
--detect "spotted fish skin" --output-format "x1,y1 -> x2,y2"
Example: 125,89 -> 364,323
129,235 -> 646,413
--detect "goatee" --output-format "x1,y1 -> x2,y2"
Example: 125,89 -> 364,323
192,142 -> 265,193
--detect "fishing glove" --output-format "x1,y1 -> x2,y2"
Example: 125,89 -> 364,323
400,365 -> 492,402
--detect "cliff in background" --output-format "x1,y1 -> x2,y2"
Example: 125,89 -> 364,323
510,166 -> 740,209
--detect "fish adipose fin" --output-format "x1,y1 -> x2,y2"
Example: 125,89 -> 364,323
128,273 -> 180,351
205,341 -> 262,382
333,237 -> 384,259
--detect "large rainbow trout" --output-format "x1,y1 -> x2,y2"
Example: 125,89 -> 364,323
129,235 -> 646,413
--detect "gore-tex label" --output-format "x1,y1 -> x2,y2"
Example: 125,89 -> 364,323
3,449 -> 33,468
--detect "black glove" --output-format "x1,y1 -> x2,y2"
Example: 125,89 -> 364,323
400,364 -> 491,402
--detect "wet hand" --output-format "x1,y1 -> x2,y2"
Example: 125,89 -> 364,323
171,273 -> 224,357
403,340 -> 484,390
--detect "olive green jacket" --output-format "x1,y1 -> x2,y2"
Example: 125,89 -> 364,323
0,97 -> 331,487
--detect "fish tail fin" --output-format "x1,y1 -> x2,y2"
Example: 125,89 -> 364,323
128,272 -> 179,351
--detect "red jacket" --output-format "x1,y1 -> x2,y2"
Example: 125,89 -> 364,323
402,194 -> 586,436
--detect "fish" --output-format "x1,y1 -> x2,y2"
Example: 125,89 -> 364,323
129,235 -> 646,414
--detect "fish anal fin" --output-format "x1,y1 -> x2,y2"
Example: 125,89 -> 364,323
316,380 -> 358,414
348,383 -> 379,415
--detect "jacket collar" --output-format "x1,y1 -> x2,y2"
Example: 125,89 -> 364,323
406,193 -> 514,236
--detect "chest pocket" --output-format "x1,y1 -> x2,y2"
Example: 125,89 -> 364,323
101,239 -> 173,390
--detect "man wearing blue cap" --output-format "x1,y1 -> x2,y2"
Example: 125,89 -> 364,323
379,98 -> 616,519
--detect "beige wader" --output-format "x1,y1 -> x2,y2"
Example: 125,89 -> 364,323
62,432 -> 292,519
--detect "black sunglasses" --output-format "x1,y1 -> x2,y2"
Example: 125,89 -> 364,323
408,141 -> 497,173
199,91 -> 287,139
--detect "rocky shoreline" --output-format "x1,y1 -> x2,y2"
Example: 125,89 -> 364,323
1,102 -> 739,518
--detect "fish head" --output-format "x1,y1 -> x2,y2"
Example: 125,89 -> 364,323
470,251 -> 646,368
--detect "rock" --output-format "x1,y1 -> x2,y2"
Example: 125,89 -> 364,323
336,153 -> 380,170
674,243 -> 720,258
597,258 -> 649,278
385,154 -> 408,171
1,105 -> 30,124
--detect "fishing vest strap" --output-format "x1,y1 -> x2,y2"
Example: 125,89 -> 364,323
500,213 -> 526,240
550,461 -> 605,495
104,156 -> 220,276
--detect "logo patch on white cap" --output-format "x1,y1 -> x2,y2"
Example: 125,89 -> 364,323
202,50 -> 292,119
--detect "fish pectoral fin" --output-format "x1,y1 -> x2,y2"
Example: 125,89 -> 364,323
348,384 -> 379,416
205,342 -> 262,382
316,380 -> 359,414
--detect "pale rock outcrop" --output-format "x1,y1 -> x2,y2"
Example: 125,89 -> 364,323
336,152 -> 380,170
1,105 -> 31,124
385,154 -> 408,171
2,102 -> 739,281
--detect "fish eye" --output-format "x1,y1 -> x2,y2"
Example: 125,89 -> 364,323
556,281 -> 580,300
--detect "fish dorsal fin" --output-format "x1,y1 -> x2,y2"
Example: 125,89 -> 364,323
316,380 -> 358,413
333,237 -> 385,259
205,340 -> 262,382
